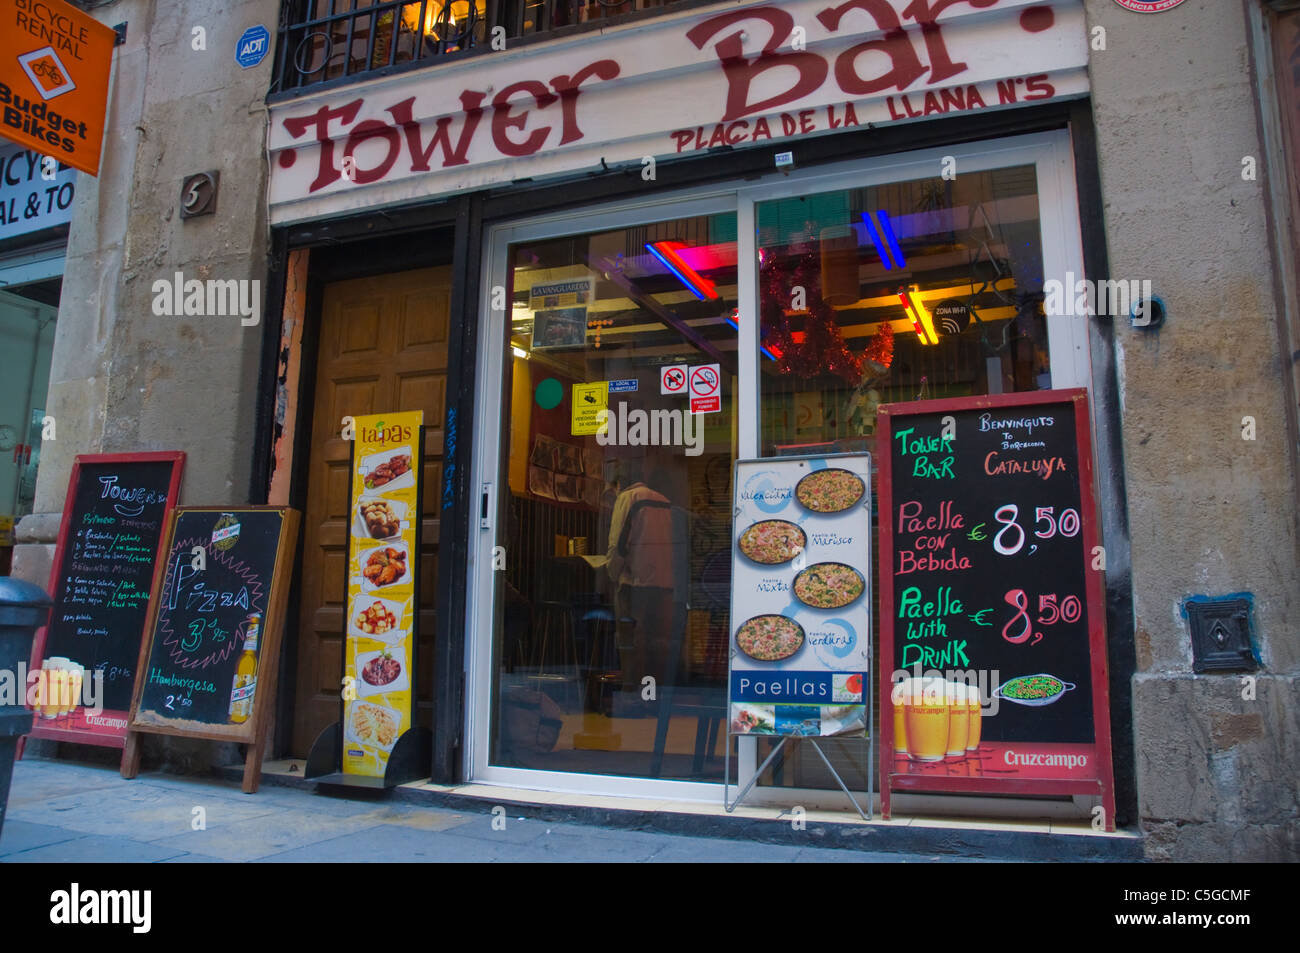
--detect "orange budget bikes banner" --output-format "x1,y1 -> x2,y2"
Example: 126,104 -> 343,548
1,0 -> 116,175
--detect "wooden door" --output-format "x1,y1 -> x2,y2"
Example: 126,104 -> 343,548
292,266 -> 449,755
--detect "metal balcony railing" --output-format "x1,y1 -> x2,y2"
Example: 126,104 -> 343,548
271,0 -> 703,98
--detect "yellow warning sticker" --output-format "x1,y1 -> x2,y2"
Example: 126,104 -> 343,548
571,382 -> 609,436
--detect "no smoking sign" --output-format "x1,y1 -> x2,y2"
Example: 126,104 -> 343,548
689,363 -> 721,414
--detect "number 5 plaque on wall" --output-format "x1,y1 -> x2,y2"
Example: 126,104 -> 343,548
875,389 -> 1116,828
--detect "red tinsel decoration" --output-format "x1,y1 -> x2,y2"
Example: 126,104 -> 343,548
862,319 -> 894,371
760,242 -> 894,383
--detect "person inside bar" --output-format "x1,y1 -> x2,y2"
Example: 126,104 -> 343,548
605,458 -> 676,699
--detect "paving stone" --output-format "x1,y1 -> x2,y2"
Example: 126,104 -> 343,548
440,813 -> 551,845
157,851 -> 234,863
348,805 -> 471,832
2,833 -> 190,863
0,820 -> 85,857
647,839 -> 803,863
264,789 -> 397,817
258,825 -> 506,863
517,830 -> 662,863
149,808 -> 384,861
792,846 -> 904,862
9,787 -> 281,841
5,761 -> 124,807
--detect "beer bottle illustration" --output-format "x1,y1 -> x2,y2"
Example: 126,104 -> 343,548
228,614 -> 262,723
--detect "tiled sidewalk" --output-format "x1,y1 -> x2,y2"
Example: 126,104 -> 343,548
2,759 -> 993,863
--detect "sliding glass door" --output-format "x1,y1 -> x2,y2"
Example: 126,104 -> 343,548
469,195 -> 742,793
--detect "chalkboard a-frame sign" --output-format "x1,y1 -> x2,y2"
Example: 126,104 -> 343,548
876,389 -> 1116,829
24,452 -> 185,754
123,505 -> 299,793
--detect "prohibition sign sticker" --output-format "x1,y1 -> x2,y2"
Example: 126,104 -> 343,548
661,364 -> 688,395
689,363 -> 721,414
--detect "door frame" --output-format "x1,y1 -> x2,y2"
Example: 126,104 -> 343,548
257,219 -> 462,758
465,129 -> 1092,800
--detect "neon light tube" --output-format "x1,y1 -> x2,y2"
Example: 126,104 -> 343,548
725,313 -> 778,360
860,212 -> 892,270
876,210 -> 907,270
646,241 -> 720,300
900,289 -> 938,345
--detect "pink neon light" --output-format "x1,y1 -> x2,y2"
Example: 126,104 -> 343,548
649,241 -> 720,300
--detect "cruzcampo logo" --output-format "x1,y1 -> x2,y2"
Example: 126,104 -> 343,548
212,513 -> 240,552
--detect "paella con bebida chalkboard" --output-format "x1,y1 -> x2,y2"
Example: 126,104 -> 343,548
876,389 -> 1116,828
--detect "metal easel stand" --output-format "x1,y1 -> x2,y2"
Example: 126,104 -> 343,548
724,735 -> 873,822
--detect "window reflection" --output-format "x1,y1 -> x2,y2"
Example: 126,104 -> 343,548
759,166 -> 1048,456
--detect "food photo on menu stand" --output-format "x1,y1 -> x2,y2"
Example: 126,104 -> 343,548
729,457 -> 872,742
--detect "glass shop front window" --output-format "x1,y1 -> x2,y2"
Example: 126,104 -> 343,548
751,165 -> 1050,794
469,136 -> 1084,798
759,165 -> 1048,455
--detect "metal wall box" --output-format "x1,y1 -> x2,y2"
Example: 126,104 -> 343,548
1186,596 -> 1258,673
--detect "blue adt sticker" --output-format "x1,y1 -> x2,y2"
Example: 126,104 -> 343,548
236,25 -> 270,69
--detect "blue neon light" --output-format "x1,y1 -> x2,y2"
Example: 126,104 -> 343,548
875,209 -> 907,270
859,212 -> 892,270
726,315 -> 777,361
645,242 -> 707,301
859,210 -> 906,270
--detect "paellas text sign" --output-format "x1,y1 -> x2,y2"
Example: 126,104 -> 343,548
268,0 -> 1088,223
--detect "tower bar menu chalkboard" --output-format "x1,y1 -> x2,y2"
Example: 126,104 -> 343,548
27,453 -> 185,748
876,389 -> 1115,828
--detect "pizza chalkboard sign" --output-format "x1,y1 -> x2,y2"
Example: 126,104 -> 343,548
125,506 -> 299,793
28,453 -> 184,749
876,389 -> 1115,827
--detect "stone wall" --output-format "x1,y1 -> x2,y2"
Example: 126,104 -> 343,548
12,1 -> 278,771
1085,0 -> 1300,860
15,0 -> 276,581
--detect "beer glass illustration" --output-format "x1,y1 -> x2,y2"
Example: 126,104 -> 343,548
903,677 -> 949,762
945,683 -> 970,757
891,680 -> 910,755
65,662 -> 85,718
966,685 -> 983,751
37,658 -> 69,719
36,658 -> 84,720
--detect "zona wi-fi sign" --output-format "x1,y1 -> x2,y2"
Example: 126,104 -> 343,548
932,299 -> 971,337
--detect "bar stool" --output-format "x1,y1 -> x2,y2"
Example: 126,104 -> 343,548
529,601 -> 581,711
